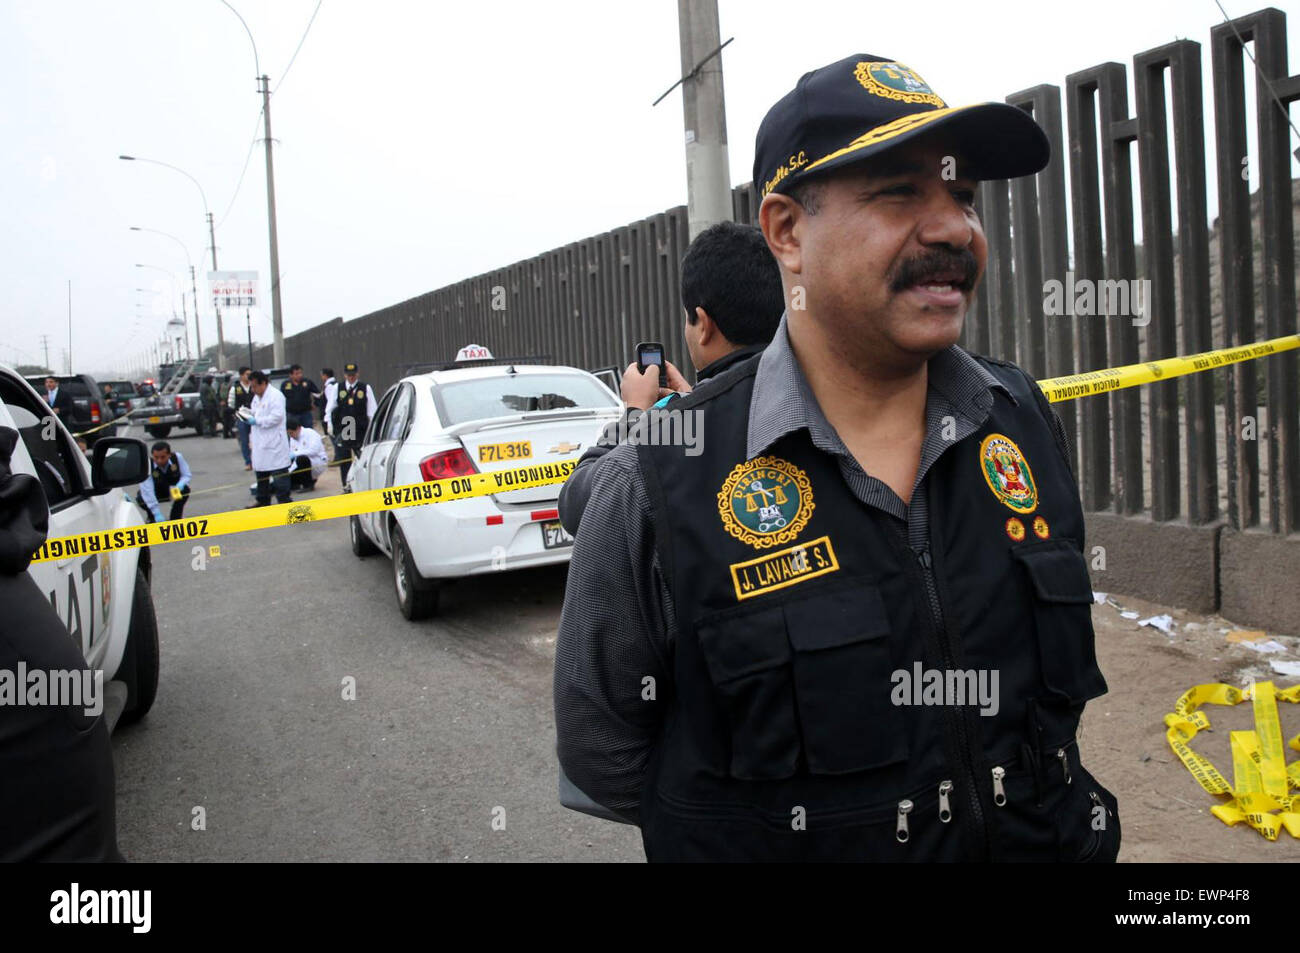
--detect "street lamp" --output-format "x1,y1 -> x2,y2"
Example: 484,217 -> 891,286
130,226 -> 201,359
119,155 -> 226,367
135,264 -> 190,359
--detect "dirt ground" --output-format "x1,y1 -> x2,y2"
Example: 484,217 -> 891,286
1081,590 -> 1300,861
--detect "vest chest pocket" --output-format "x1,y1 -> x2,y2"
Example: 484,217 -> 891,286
696,582 -> 907,780
1012,541 -> 1108,706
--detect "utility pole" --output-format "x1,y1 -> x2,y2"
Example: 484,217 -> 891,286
208,212 -> 226,369
260,75 -> 285,366
189,265 -> 202,360
40,334 -> 51,371
676,0 -> 733,238
179,292 -> 192,359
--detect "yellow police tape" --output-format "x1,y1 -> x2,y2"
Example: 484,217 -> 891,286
29,459 -> 577,565
1164,680 -> 1300,841
36,330 -> 1300,560
1036,333 -> 1300,403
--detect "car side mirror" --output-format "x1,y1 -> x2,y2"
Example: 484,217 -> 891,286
90,437 -> 150,493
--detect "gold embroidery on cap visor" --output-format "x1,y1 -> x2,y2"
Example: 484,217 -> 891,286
717,455 -> 815,550
853,62 -> 945,106
761,104 -> 985,198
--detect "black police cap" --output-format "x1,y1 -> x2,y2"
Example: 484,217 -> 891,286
753,55 -> 1050,201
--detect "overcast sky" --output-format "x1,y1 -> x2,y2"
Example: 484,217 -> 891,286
2,0 -> 1297,376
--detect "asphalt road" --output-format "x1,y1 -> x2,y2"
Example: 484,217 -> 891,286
111,425 -> 643,862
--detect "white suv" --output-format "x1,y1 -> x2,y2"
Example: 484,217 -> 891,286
1,364 -> 159,729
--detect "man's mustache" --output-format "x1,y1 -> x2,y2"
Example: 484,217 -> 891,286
889,249 -> 979,293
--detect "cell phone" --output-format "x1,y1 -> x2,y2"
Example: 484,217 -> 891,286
636,342 -> 665,377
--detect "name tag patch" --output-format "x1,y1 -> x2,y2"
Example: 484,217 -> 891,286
729,536 -> 839,601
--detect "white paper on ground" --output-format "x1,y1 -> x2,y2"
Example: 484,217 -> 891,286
1236,640 -> 1289,654
1139,614 -> 1175,634
1268,660 -> 1300,677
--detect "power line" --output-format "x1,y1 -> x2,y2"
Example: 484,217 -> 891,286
217,112 -> 264,230
275,0 -> 323,94
214,2 -> 324,230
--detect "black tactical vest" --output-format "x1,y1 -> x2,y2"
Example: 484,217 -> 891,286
150,458 -> 182,498
332,380 -> 370,440
633,356 -> 1118,862
282,378 -> 315,413
233,384 -> 253,410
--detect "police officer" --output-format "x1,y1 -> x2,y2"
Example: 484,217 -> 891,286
325,362 -> 377,484
227,366 -> 255,469
199,374 -> 219,437
281,363 -> 319,432
137,441 -> 192,523
316,367 -> 335,435
554,54 -> 1119,862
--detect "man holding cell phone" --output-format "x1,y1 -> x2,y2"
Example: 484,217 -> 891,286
557,222 -> 784,537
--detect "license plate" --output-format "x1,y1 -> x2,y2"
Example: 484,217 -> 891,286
148,416 -> 161,423
540,519 -> 574,549
479,440 -> 532,463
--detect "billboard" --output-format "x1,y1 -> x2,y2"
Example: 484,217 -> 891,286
208,270 -> 258,308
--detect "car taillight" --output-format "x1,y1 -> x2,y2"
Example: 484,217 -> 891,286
175,396 -> 183,411
90,402 -> 100,423
419,448 -> 477,481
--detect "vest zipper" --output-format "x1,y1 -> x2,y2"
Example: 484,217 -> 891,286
895,799 -> 913,843
913,543 -> 991,859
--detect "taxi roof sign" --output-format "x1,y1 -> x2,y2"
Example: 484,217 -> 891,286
455,344 -> 494,362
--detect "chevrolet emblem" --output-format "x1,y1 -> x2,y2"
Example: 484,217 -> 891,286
548,441 -> 582,454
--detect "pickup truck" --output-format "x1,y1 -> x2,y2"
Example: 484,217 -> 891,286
128,374 -> 215,438
3,363 -> 160,730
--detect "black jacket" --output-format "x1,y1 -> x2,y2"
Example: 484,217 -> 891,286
44,387 -> 74,419
558,345 -> 765,536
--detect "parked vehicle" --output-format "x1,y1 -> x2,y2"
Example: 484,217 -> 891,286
3,363 -> 159,729
127,361 -> 215,438
24,374 -> 111,446
346,355 -> 620,619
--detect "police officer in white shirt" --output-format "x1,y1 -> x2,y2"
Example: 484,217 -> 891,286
241,370 -> 292,506
287,420 -> 328,491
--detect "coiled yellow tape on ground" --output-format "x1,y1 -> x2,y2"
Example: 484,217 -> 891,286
1165,680 -> 1300,841
29,459 -> 577,565
1036,333 -> 1300,403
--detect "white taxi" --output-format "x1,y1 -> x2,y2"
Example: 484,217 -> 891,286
345,348 -> 621,619
1,363 -> 159,729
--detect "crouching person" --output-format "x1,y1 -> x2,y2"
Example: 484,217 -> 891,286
137,441 -> 191,523
287,420 -> 328,492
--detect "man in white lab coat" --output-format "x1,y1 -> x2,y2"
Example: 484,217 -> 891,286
287,420 -> 328,491
241,370 -> 292,507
